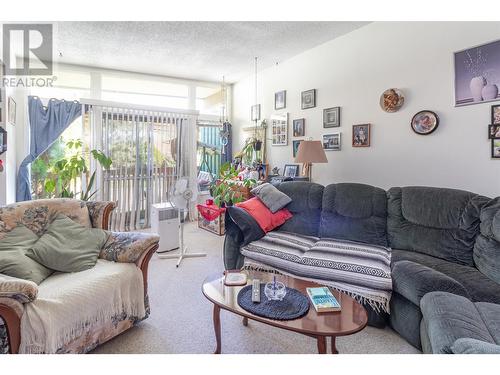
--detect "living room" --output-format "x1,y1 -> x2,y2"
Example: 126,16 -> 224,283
1,1 -> 500,373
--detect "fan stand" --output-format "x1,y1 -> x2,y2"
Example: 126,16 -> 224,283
157,208 -> 206,267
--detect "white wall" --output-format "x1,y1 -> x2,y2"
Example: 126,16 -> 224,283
232,22 -> 500,198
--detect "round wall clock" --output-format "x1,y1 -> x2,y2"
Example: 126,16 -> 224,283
380,88 -> 405,113
411,110 -> 439,135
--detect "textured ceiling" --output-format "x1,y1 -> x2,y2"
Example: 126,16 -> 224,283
53,22 -> 369,83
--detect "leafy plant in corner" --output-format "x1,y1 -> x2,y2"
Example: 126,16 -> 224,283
210,162 -> 256,207
44,139 -> 112,201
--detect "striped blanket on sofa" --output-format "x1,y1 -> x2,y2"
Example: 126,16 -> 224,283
241,231 -> 392,312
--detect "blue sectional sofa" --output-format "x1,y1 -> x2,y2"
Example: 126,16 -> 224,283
223,182 -> 500,352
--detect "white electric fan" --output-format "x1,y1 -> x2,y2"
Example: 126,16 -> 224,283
157,177 -> 206,267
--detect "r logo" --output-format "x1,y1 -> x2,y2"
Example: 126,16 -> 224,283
2,24 -> 53,76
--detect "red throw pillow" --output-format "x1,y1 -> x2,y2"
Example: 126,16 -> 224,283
236,197 -> 293,233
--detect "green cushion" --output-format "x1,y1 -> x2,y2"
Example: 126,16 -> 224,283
26,214 -> 109,273
0,225 -> 53,284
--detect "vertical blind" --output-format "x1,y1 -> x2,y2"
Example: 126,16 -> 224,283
84,100 -> 198,231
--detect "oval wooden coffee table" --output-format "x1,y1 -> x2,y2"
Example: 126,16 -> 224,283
202,271 -> 368,354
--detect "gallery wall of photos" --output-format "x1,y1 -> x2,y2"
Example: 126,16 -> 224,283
250,38 -> 500,175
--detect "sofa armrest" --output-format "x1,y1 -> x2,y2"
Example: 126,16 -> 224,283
0,296 -> 24,354
100,231 -> 160,264
392,260 -> 470,306
224,207 -> 265,270
0,274 -> 38,303
86,201 -> 116,230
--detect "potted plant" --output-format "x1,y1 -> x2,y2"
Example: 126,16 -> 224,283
210,162 -> 256,207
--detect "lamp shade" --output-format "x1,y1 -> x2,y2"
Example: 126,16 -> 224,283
294,140 -> 328,163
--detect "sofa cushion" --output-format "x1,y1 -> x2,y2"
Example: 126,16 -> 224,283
319,183 -> 388,246
420,292 -> 498,354
387,187 -> 489,266
27,214 -> 109,273
235,198 -> 292,233
474,197 -> 500,284
251,183 -> 292,213
275,182 -> 324,237
392,249 -> 500,304
0,225 -> 53,284
392,260 -> 470,306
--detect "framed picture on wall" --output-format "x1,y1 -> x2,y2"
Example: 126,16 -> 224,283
8,97 -> 16,125
271,113 -> 288,146
293,118 -> 305,137
323,133 -> 341,151
292,140 -> 302,158
454,39 -> 500,107
323,107 -> 340,128
352,124 -> 371,147
492,139 -> 500,158
301,89 -> 316,109
492,104 -> 500,124
275,90 -> 286,110
251,104 -> 261,121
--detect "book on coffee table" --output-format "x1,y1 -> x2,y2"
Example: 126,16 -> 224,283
306,287 -> 341,312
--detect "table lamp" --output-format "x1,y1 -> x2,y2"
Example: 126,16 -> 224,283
294,140 -> 328,181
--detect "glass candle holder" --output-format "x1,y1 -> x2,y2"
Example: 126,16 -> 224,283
264,280 -> 287,301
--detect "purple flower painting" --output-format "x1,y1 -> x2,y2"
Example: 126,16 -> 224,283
454,39 -> 500,106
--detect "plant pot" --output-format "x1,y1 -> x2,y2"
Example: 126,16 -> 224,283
253,140 -> 262,151
469,76 -> 486,102
482,84 -> 499,101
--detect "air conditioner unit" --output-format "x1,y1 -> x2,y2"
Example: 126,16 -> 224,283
151,202 -> 179,253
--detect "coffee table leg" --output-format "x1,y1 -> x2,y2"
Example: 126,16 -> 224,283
331,336 -> 339,354
242,317 -> 248,326
213,304 -> 221,354
316,336 -> 327,354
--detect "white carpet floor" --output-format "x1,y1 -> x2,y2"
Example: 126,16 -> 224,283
93,223 -> 420,354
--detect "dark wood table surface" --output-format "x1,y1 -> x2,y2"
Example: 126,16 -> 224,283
202,270 -> 368,354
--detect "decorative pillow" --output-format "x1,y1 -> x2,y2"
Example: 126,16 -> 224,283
0,225 -> 53,284
236,197 -> 293,233
251,183 -> 292,213
226,206 -> 265,246
26,214 -> 109,273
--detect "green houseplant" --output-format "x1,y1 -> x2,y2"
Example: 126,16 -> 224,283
211,162 -> 256,207
42,139 -> 112,201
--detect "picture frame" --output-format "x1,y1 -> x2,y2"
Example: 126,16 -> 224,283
352,124 -> 371,147
292,140 -> 302,158
8,97 -> 16,125
323,133 -> 341,151
293,118 -> 305,137
454,39 -> 500,107
275,90 -> 286,110
492,139 -> 500,159
251,104 -> 261,121
271,113 -> 289,146
283,164 -> 300,177
323,107 -> 340,128
492,104 -> 500,124
411,110 -> 439,135
489,124 -> 500,139
301,89 -> 316,110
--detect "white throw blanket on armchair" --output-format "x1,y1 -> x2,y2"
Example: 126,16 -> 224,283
20,260 -> 145,354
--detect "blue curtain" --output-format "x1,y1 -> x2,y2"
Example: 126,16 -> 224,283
16,97 -> 82,202
221,121 -> 232,164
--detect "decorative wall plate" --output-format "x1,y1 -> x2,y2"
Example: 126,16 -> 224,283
411,110 -> 439,135
380,88 -> 405,113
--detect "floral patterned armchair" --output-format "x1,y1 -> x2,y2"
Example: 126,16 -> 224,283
0,199 -> 159,354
